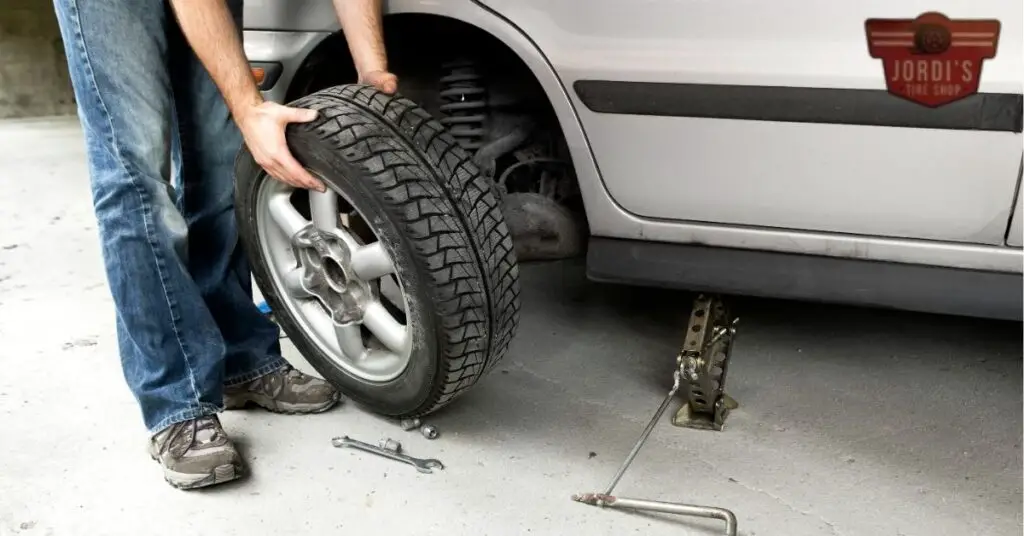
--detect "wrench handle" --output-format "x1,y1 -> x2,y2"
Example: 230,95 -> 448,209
331,436 -> 441,473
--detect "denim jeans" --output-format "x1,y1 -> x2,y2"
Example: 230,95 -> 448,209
53,0 -> 286,434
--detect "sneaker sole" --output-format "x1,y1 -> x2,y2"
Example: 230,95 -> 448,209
160,463 -> 245,490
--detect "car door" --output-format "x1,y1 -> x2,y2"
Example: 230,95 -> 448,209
474,0 -> 1023,246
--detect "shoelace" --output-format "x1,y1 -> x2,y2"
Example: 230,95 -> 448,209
284,365 -> 304,380
192,417 -> 222,446
267,364 -> 304,382
161,416 -> 220,454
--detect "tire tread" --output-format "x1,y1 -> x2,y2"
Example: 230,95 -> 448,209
275,84 -> 520,415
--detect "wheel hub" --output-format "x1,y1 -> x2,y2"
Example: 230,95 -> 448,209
293,225 -> 376,327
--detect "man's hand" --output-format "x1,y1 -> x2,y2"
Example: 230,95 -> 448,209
237,102 -> 326,192
359,69 -> 398,94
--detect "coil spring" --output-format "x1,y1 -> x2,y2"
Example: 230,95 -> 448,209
438,59 -> 487,151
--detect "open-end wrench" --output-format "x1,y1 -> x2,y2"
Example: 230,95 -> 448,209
331,436 -> 444,474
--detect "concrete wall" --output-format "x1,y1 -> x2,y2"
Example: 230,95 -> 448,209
0,0 -> 76,119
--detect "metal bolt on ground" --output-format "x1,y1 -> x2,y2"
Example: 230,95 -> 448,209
378,438 -> 402,453
572,294 -> 740,536
399,418 -> 421,431
420,425 -> 439,440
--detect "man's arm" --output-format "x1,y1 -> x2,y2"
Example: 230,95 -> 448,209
333,0 -> 397,93
167,0 -> 325,191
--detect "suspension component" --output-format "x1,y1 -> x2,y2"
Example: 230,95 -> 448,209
438,59 -> 487,152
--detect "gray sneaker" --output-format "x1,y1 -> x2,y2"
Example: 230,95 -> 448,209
148,415 -> 244,490
223,364 -> 340,414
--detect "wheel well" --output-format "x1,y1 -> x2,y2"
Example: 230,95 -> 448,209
286,13 -> 589,260
286,14 -> 545,117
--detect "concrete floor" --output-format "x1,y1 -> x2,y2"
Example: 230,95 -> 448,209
0,116 -> 1021,536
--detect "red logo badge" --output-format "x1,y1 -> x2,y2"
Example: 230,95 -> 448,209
865,12 -> 1000,107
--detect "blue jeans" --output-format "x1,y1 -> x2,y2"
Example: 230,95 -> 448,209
53,0 -> 285,433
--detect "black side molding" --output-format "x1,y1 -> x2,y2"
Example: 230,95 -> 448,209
573,80 -> 1023,133
586,237 -> 1023,321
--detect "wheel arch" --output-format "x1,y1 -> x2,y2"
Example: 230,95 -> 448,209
280,2 -> 603,225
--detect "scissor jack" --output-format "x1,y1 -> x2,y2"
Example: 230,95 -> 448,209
572,294 -> 740,536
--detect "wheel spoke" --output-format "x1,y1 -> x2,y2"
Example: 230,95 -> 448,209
350,243 -> 394,281
309,190 -> 339,231
363,301 -> 408,355
310,190 -> 363,249
335,324 -> 367,361
283,267 -> 312,299
268,190 -> 309,238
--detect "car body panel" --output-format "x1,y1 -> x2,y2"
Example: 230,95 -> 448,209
475,0 -> 1024,245
1007,163 -> 1024,247
1009,195 -> 1023,246
243,0 -> 337,30
242,0 -> 1024,276
472,1 -> 1024,93
576,114 -> 1021,244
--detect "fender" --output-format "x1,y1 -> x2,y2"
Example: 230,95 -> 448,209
242,0 -> 611,230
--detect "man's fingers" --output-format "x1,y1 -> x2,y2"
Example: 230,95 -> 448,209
242,102 -> 324,191
361,71 -> 399,94
256,151 -> 317,191
285,106 -> 318,124
278,152 -> 325,192
373,73 -> 398,94
263,161 -> 292,188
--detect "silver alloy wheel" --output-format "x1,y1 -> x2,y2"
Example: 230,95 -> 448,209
254,174 -> 413,383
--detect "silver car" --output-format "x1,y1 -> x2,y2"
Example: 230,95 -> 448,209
237,1 -> 1023,416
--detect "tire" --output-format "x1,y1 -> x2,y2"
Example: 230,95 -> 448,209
234,84 -> 521,417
